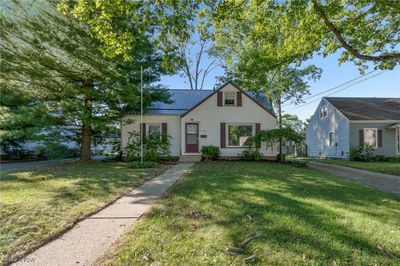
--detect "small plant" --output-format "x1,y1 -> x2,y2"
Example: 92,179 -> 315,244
239,148 -> 263,162
349,144 -> 375,162
373,155 -> 387,162
387,156 -> 400,163
129,161 -> 158,169
201,145 -> 220,161
124,131 -> 171,162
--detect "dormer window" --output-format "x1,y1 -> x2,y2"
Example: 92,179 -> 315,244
320,106 -> 328,118
224,91 -> 236,105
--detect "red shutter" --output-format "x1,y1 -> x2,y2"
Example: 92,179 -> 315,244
236,91 -> 242,106
220,122 -> 226,148
255,123 -> 261,148
217,91 -> 223,106
359,129 -> 364,145
162,123 -> 167,141
378,129 -> 382,147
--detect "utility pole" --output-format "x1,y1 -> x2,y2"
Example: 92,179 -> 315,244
140,66 -> 143,164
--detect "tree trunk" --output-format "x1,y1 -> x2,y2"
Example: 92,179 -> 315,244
80,80 -> 93,161
80,123 -> 91,161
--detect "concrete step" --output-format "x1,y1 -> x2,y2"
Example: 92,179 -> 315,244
179,155 -> 202,162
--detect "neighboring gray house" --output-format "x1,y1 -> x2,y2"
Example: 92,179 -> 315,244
306,97 -> 400,159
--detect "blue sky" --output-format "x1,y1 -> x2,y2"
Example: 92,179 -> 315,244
159,52 -> 400,121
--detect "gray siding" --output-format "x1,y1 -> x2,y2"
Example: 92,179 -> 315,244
349,122 -> 397,157
306,98 -> 350,158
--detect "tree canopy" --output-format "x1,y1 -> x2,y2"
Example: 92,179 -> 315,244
213,0 -> 400,72
1,0 -> 170,160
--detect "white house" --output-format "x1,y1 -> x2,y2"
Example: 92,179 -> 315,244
121,82 -> 277,160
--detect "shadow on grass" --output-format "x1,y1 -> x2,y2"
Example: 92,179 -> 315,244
161,161 -> 400,264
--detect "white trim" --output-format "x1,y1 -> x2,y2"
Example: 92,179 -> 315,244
319,105 -> 328,119
148,123 -> 161,134
226,123 -> 255,148
363,128 -> 378,148
223,91 -> 236,106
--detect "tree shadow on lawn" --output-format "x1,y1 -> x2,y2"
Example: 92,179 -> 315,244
169,162 -> 400,264
1,162 -> 162,263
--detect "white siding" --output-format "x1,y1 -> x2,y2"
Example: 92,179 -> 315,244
306,98 -> 350,158
181,83 -> 277,157
121,115 -> 181,157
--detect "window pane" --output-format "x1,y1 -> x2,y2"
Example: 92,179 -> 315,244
364,129 -> 376,146
329,132 -> 334,147
228,125 -> 253,147
187,124 -> 198,134
224,92 -> 235,105
148,124 -> 160,134
187,134 -> 197,144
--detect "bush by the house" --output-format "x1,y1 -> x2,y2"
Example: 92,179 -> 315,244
387,156 -> 400,163
129,161 -> 158,169
239,148 -> 263,162
349,144 -> 375,162
201,145 -> 220,161
124,131 -> 171,162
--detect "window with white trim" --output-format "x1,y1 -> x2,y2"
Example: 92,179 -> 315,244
224,91 -> 236,105
227,124 -> 253,147
364,128 -> 377,147
148,124 -> 161,134
320,106 -> 328,118
329,131 -> 335,147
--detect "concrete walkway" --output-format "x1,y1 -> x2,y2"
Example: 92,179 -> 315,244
12,163 -> 194,266
308,161 -> 400,196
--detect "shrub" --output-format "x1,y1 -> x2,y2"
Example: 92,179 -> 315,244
349,144 -> 375,162
124,131 -> 171,162
201,145 -> 220,161
239,148 -> 263,162
129,161 -> 158,169
387,156 -> 400,163
373,155 -> 387,162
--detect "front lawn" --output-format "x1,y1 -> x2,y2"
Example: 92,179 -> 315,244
310,159 -> 400,176
0,162 -> 169,264
106,162 -> 400,265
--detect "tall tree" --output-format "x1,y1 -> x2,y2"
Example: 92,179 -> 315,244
1,0 -> 170,161
212,11 -> 322,160
213,0 -> 400,72
172,30 -> 219,90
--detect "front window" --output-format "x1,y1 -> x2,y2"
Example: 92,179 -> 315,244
148,124 -> 161,134
228,124 -> 253,147
364,128 -> 377,147
329,131 -> 335,147
224,91 -> 236,105
320,106 -> 327,118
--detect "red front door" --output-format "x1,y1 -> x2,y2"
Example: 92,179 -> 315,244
186,123 -> 199,153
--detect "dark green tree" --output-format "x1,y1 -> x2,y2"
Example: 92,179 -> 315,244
1,0 -> 170,161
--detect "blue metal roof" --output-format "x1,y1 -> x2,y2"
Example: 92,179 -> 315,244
147,89 -> 274,115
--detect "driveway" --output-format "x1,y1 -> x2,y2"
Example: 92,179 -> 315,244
0,158 -> 77,171
308,161 -> 400,196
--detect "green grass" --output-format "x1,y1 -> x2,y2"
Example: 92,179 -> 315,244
0,161 -> 169,264
308,159 -> 400,175
106,162 -> 400,266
